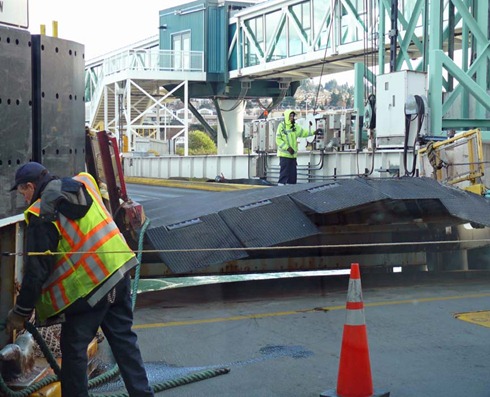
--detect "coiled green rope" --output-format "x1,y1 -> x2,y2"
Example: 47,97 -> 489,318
1,217 -> 230,397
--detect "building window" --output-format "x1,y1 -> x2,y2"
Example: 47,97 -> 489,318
172,31 -> 191,70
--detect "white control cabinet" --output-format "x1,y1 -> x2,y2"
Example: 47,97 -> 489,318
376,71 -> 428,148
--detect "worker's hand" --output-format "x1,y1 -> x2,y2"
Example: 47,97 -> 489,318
6,310 -> 27,334
309,121 -> 313,127
287,147 -> 295,155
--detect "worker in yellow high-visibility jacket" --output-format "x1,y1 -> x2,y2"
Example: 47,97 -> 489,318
276,109 -> 316,184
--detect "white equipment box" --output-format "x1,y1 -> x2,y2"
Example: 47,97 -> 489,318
376,71 -> 428,148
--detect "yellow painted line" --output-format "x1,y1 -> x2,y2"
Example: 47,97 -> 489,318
133,292 -> 490,330
125,176 -> 265,192
454,310 -> 490,328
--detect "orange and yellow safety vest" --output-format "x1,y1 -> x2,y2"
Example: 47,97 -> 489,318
25,172 -> 137,321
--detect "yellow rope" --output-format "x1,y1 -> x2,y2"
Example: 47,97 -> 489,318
4,238 -> 489,256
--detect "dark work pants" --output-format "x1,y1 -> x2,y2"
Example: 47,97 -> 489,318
278,156 -> 298,184
60,273 -> 153,397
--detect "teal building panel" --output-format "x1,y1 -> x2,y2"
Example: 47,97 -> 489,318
158,0 -> 253,81
159,1 -> 206,53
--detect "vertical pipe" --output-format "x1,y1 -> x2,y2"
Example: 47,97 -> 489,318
389,0 -> 398,72
378,0 -> 386,75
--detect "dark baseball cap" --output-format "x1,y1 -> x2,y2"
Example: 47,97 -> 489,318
10,162 -> 47,191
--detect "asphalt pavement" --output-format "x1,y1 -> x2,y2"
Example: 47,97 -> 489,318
92,271 -> 490,397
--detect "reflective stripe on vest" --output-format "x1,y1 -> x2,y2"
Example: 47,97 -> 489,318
25,172 -> 136,320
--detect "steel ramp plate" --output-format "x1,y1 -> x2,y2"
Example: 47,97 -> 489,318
290,178 -> 387,213
145,213 -> 247,273
142,178 -> 490,273
219,195 -> 319,248
360,176 -> 451,199
440,188 -> 490,227
364,177 -> 490,226
146,183 -> 325,229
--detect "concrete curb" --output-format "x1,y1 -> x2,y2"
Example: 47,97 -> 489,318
124,176 -> 266,192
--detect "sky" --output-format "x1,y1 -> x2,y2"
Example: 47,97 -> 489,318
28,0 -> 189,60
27,0 -> 354,84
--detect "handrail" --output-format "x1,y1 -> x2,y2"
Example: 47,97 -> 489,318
86,48 -> 205,126
102,48 -> 205,76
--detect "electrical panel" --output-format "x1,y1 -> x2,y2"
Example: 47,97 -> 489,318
376,71 -> 428,149
267,119 -> 280,152
250,119 -> 279,152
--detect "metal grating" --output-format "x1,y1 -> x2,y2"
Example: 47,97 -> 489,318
359,177 -> 449,199
141,177 -> 490,272
146,182 -> 324,228
290,178 -> 387,214
441,189 -> 490,227
220,195 -> 319,247
145,213 -> 247,273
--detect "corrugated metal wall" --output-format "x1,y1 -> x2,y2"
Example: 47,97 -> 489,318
207,5 -> 227,75
159,2 -> 206,53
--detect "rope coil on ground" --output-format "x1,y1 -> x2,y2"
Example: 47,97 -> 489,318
0,217 -> 231,397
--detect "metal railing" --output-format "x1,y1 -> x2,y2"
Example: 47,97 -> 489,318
87,48 -> 204,126
102,48 -> 205,76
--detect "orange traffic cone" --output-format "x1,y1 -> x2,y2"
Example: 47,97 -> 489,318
321,263 -> 389,397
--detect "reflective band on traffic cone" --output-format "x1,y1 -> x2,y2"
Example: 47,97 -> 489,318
320,263 -> 389,397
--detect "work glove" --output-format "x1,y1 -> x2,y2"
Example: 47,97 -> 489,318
287,147 -> 295,155
6,309 -> 27,334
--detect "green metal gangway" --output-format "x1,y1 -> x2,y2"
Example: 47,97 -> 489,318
84,0 -> 490,149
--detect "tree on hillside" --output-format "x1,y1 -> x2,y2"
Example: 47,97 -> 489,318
324,79 -> 338,91
329,90 -> 342,107
176,130 -> 217,155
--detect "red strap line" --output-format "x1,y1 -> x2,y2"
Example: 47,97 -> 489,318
346,301 -> 364,310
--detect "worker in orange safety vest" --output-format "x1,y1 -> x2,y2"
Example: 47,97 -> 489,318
6,162 -> 153,397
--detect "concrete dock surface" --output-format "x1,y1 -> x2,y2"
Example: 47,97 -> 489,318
92,270 -> 490,397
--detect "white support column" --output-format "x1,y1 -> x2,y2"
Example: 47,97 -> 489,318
103,85 -> 108,130
115,82 -> 125,152
126,79 -> 133,151
184,80 -> 189,157
217,99 -> 246,155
